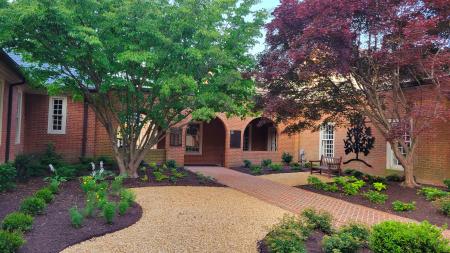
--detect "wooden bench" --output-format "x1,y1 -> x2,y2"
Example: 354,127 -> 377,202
309,155 -> 342,176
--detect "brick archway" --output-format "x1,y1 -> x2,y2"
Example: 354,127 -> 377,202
184,117 -> 226,166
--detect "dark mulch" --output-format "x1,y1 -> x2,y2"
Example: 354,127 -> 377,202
15,180 -> 143,253
229,165 -> 307,176
298,182 -> 450,227
0,178 -> 47,221
123,167 -> 226,188
258,230 -> 371,253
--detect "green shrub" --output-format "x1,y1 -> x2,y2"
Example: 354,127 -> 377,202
366,175 -> 387,184
0,230 -> 25,253
363,190 -> 388,204
392,200 -> 416,212
386,174 -> 403,182
153,171 -> 168,182
443,179 -> 450,190
301,208 -> 333,234
372,182 -> 387,191
261,159 -> 272,167
118,200 -> 130,215
0,163 -> 17,192
418,187 -> 448,201
102,201 -> 116,224
265,215 -> 309,253
20,197 -> 46,216
165,160 -> 177,169
170,168 -> 185,179
80,176 -> 97,193
269,163 -> 282,171
291,162 -> 302,170
1,212 -> 34,232
83,200 -> 96,218
281,152 -> 293,164
343,180 -> 365,196
195,172 -> 216,184
55,165 -> 78,179
308,176 -> 327,190
111,175 -> 125,193
432,197 -> 450,216
322,232 -> 361,253
323,183 -> 339,192
34,187 -> 54,203
250,165 -> 262,175
120,189 -> 136,205
243,160 -> 252,168
369,221 -> 450,253
322,223 -> 370,252
13,154 -> 40,181
48,179 -> 61,194
69,207 -> 84,228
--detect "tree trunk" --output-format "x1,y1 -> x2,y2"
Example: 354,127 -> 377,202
390,140 -> 420,188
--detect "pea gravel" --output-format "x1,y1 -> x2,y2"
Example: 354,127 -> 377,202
62,186 -> 289,253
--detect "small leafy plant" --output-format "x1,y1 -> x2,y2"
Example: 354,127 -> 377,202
69,206 -> 84,228
432,197 -> 450,216
110,175 -> 125,194
322,223 -> 370,253
152,171 -> 169,182
343,180 -> 365,196
281,152 -> 293,164
34,188 -> 54,203
443,179 -> 450,190
1,212 -> 34,232
119,189 -> 136,205
372,182 -> 387,192
102,201 -> 116,224
165,160 -> 177,169
243,160 -> 252,168
301,208 -> 333,234
196,172 -> 215,184
118,200 -> 130,215
0,230 -> 25,253
392,200 -> 416,212
20,196 -> 47,216
418,187 -> 448,201
265,215 -> 309,253
268,163 -> 282,171
250,165 -> 262,175
0,163 -> 17,192
261,159 -> 272,167
363,190 -> 388,204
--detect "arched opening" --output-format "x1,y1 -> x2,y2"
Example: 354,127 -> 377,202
243,117 -> 277,151
184,117 -> 226,166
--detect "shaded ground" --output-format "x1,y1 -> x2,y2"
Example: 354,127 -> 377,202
298,182 -> 450,227
259,172 -> 332,186
230,165 -> 308,175
62,187 -> 289,253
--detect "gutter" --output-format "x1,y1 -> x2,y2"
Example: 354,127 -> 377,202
5,80 -> 25,162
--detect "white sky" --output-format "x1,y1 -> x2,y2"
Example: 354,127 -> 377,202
250,0 -> 280,55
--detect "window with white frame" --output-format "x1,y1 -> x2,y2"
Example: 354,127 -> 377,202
47,96 -> 67,134
185,123 -> 202,153
386,121 -> 411,170
320,124 -> 335,158
15,91 -> 23,144
267,126 -> 277,151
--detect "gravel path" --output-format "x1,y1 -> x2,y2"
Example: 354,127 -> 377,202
62,186 -> 289,253
259,172 -> 332,186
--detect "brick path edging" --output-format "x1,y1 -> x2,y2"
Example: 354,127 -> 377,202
186,166 -> 450,238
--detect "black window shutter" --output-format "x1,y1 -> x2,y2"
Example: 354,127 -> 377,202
169,128 -> 182,147
230,130 -> 241,149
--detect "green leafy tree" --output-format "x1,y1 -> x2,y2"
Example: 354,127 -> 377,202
0,0 -> 266,177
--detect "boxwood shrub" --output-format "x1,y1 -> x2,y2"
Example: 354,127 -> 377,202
369,221 -> 450,253
1,212 -> 34,232
19,196 -> 47,216
0,230 -> 25,253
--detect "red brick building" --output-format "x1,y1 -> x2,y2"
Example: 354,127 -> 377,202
1,51 -> 449,185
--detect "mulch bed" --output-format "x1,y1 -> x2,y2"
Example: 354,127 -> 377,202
229,165 -> 307,176
123,167 -> 226,188
258,230 -> 371,253
298,182 -> 450,227
14,179 -> 143,253
1,167 -> 224,253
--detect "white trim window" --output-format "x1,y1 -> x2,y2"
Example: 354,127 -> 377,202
185,122 -> 202,154
319,124 -> 335,158
386,131 -> 411,171
267,126 -> 277,151
15,91 -> 23,144
47,96 -> 67,134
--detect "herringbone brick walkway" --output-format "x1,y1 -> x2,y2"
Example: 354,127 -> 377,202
186,166 -> 450,238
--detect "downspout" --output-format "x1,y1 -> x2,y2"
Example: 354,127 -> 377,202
5,80 -> 25,162
80,100 -> 89,158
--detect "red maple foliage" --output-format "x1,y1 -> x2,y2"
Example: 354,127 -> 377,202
258,0 -> 449,187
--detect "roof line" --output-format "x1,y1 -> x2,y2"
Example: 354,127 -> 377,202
0,49 -> 26,81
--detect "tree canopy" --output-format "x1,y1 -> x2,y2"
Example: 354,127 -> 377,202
258,0 -> 449,187
0,0 -> 266,176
